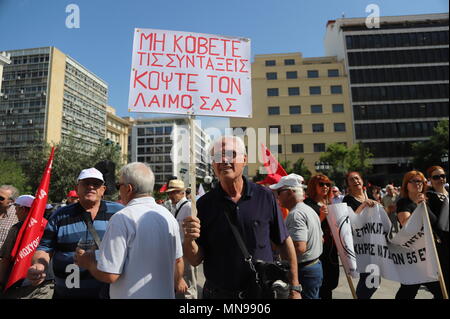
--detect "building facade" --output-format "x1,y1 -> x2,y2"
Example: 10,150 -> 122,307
325,13 -> 449,179
0,47 -> 108,159
106,105 -> 131,162
130,117 -> 212,186
230,53 -> 354,177
0,52 -> 11,93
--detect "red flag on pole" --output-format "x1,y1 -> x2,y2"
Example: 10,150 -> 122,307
159,183 -> 168,193
258,144 -> 287,185
5,147 -> 55,291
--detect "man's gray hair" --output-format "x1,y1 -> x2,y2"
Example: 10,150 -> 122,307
119,162 -> 155,195
290,187 -> 305,201
0,185 -> 19,200
208,135 -> 247,157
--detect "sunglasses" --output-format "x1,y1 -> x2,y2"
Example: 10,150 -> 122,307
0,196 -> 6,202
408,179 -> 424,185
277,188 -> 292,195
318,182 -> 331,187
80,180 -> 104,188
116,182 -> 125,190
431,174 -> 446,181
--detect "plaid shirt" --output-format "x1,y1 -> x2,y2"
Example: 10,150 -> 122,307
0,206 -> 18,249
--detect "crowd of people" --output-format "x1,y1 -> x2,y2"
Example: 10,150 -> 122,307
0,135 -> 448,300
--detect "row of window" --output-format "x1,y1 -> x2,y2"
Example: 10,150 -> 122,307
268,123 -> 346,133
267,85 -> 343,97
352,84 -> 449,102
137,146 -> 173,154
137,137 -> 172,145
353,102 -> 449,120
137,126 -> 173,136
2,70 -> 48,81
363,141 -> 414,158
266,69 -> 339,80
268,104 -> 344,115
350,66 -> 449,84
346,31 -> 449,50
65,63 -> 108,95
271,143 -> 331,154
265,59 -> 295,66
12,55 -> 50,65
348,48 -> 448,66
355,121 -> 438,139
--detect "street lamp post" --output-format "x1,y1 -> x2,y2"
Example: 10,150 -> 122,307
315,161 -> 331,174
204,175 -> 213,191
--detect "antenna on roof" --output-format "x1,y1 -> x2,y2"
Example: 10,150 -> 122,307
341,12 -> 345,18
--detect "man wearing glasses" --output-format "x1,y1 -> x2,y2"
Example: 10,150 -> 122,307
0,185 -> 19,250
26,168 -> 123,299
183,136 -> 301,299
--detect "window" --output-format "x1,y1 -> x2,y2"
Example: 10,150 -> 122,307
268,106 -> 280,115
311,105 -> 323,113
292,144 -> 304,153
334,123 -> 346,132
312,124 -> 324,132
289,105 -> 301,114
332,104 -> 344,113
266,72 -> 277,80
290,124 -> 302,133
288,87 -> 300,96
328,69 -> 339,77
278,145 -> 283,154
314,143 -> 326,152
267,88 -> 279,96
269,125 -> 281,134
284,59 -> 295,65
265,60 -> 276,66
286,71 -> 297,79
309,86 -> 321,95
331,85 -> 343,94
308,70 -> 319,78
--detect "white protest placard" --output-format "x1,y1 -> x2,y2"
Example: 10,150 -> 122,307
349,204 -> 439,285
327,203 -> 358,278
128,28 -> 252,118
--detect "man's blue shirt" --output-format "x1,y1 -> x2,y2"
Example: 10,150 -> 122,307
196,177 -> 289,291
38,200 -> 124,298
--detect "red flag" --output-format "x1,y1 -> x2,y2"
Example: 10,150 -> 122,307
5,147 -> 55,290
159,183 -> 168,193
258,144 -> 287,185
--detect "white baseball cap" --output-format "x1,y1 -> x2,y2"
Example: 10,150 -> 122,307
77,168 -> 104,182
269,174 -> 306,190
15,195 -> 35,208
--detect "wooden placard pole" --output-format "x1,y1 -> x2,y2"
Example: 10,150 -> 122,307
189,115 -> 197,217
422,202 -> 448,299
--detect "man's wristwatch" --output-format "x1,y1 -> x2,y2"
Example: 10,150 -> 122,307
290,284 -> 302,293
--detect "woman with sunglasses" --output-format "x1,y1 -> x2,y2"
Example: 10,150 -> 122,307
304,174 -> 338,299
342,171 -> 379,299
425,166 -> 449,295
395,170 -> 442,299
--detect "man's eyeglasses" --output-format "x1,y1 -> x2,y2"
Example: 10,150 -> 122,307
79,180 -> 104,188
116,182 -> 125,190
408,179 -> 424,185
431,174 -> 446,181
211,150 -> 237,163
318,182 -> 331,187
277,188 -> 291,195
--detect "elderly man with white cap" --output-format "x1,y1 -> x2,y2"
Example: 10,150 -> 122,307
270,174 -> 324,299
26,167 -> 124,299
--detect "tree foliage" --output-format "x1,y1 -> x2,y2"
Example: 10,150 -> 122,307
24,135 -> 124,202
319,142 -> 373,188
0,156 -> 30,194
412,120 -> 449,172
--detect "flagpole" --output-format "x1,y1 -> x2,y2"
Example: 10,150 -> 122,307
189,114 -> 197,217
422,202 -> 448,299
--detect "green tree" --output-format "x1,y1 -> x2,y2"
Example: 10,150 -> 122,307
412,120 -> 449,172
24,135 -> 124,202
320,142 -> 373,188
0,156 -> 30,194
291,158 -> 312,182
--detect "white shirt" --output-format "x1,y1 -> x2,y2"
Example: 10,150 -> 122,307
171,197 -> 191,242
96,197 -> 182,299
